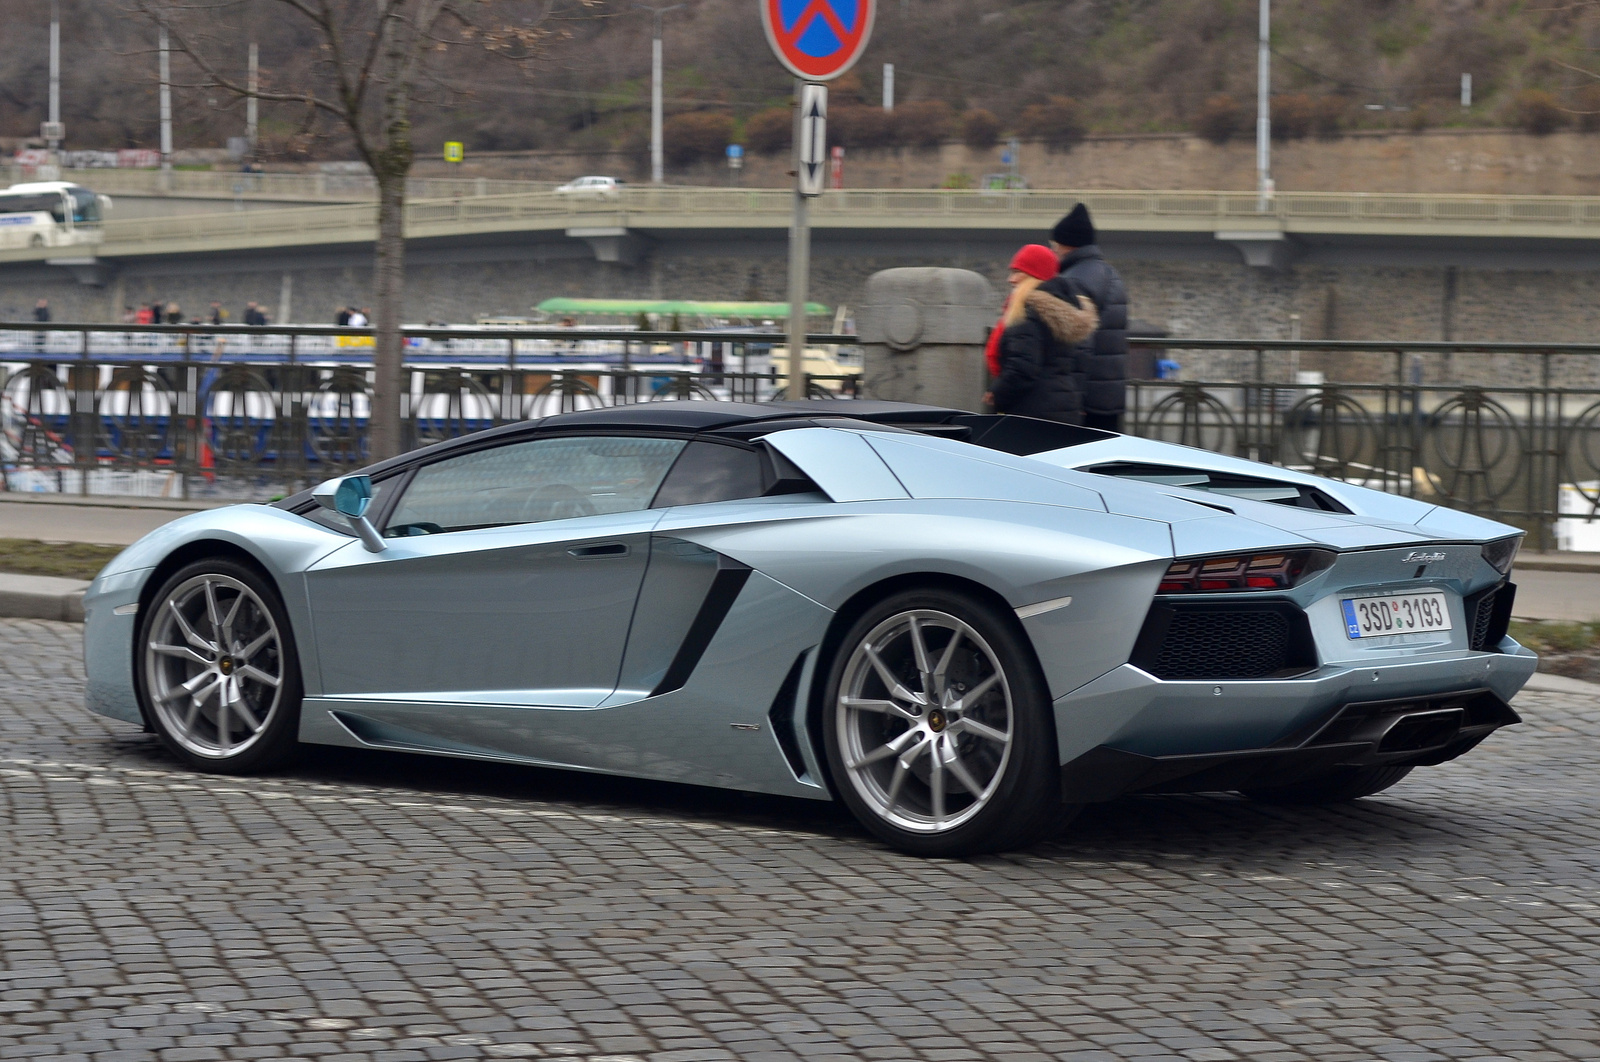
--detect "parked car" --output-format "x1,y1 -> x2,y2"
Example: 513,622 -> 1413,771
554,176 -> 624,199
82,402 -> 1533,856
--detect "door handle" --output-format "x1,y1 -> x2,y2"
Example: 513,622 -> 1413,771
568,542 -> 629,558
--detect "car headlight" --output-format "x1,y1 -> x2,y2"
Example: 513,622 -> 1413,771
1482,536 -> 1521,575
1158,549 -> 1336,593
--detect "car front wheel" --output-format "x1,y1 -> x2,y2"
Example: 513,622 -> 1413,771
137,559 -> 303,773
822,588 -> 1069,856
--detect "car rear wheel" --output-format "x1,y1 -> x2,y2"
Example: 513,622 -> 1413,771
822,589 -> 1069,856
1241,764 -> 1413,804
137,559 -> 302,773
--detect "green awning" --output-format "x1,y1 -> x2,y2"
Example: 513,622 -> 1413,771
536,298 -> 830,318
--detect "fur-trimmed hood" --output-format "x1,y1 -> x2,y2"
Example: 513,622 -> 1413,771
1024,288 -> 1098,346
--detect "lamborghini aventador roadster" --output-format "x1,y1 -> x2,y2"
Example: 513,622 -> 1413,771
82,401 -> 1535,855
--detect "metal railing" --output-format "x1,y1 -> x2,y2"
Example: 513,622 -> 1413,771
1125,338 -> 1600,550
3,324 -> 1600,550
4,166 -> 556,202
13,185 -> 1600,263
0,323 -> 855,502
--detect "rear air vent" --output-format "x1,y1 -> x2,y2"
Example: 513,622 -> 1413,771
1465,581 -> 1515,652
1131,602 -> 1317,680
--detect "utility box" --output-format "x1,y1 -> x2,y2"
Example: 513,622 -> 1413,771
857,267 -> 994,412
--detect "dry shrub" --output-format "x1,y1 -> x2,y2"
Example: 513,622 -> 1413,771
895,100 -> 955,148
1017,96 -> 1085,150
830,105 -> 896,148
962,108 -> 1002,149
1195,94 -> 1244,143
1515,89 -> 1566,135
745,107 -> 792,154
1272,94 -> 1314,139
1310,95 -> 1348,137
1575,84 -> 1600,133
664,111 -> 735,166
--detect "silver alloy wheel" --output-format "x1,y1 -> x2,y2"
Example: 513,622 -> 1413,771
836,609 -> 1014,833
144,573 -> 285,759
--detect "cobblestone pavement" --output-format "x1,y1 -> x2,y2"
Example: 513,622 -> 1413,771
3,618 -> 1600,1062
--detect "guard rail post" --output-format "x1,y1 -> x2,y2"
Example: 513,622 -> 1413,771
857,267 -> 994,412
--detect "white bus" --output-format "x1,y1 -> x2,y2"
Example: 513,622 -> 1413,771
0,181 -> 111,250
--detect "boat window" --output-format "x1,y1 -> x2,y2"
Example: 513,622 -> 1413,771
384,435 -> 685,536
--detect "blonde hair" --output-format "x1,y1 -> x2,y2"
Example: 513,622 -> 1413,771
1003,275 -> 1042,327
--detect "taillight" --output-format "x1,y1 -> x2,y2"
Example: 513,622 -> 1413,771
1158,550 -> 1334,593
1481,536 -> 1520,575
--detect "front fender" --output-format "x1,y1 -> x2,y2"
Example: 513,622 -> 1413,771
84,505 -> 352,718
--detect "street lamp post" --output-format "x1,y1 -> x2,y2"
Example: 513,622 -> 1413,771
1256,0 -> 1272,211
46,0 -> 62,172
247,41 -> 259,158
637,3 -> 683,185
159,23 -> 173,184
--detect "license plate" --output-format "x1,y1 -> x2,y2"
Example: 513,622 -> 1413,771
1342,591 -> 1452,639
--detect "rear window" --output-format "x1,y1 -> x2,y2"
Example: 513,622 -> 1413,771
652,441 -> 767,507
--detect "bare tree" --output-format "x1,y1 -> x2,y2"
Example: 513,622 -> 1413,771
131,0 -> 587,461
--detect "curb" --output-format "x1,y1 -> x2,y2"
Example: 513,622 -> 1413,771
1523,671 -> 1600,695
0,574 -> 89,623
0,494 -> 229,513
1517,553 -> 1600,574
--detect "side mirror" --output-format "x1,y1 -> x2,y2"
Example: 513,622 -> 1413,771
312,474 -> 385,553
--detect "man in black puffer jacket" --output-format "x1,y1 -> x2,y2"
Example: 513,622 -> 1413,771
1047,204 -> 1129,433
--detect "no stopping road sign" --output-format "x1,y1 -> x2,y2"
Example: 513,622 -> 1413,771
761,0 -> 876,81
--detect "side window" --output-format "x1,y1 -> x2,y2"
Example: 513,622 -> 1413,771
385,435 -> 685,536
652,441 -> 767,507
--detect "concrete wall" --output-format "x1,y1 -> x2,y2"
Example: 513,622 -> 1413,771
6,235 -> 1600,388
405,129 -> 1600,197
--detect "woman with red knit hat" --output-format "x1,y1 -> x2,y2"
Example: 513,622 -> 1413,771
984,244 -> 1097,423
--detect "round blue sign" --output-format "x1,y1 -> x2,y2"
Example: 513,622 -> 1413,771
761,0 -> 876,81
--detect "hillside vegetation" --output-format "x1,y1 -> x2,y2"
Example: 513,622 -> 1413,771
4,0 -> 1600,165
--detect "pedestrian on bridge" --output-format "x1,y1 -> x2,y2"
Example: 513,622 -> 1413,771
983,244 -> 1098,423
1049,204 -> 1129,433
32,299 -> 49,351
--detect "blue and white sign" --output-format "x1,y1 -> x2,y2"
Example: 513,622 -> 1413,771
761,0 -> 876,82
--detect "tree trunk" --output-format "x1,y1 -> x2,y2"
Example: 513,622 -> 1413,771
369,168 -> 406,462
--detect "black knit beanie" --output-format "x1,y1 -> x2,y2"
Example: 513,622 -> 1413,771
1052,203 -> 1095,247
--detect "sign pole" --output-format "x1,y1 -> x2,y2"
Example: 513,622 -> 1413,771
761,0 -> 873,401
787,79 -> 810,401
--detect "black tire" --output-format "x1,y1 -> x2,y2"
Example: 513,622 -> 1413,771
1241,764 -> 1413,805
135,558 -> 303,773
821,587 -> 1071,856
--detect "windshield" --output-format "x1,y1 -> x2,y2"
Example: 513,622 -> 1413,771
70,188 -> 99,224
0,192 -> 66,223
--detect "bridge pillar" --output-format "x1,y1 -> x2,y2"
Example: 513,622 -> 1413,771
1216,230 -> 1296,269
858,268 -> 994,412
47,256 -> 115,287
567,227 -> 646,266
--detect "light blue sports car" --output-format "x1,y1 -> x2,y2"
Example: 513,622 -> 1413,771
82,402 -> 1534,855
